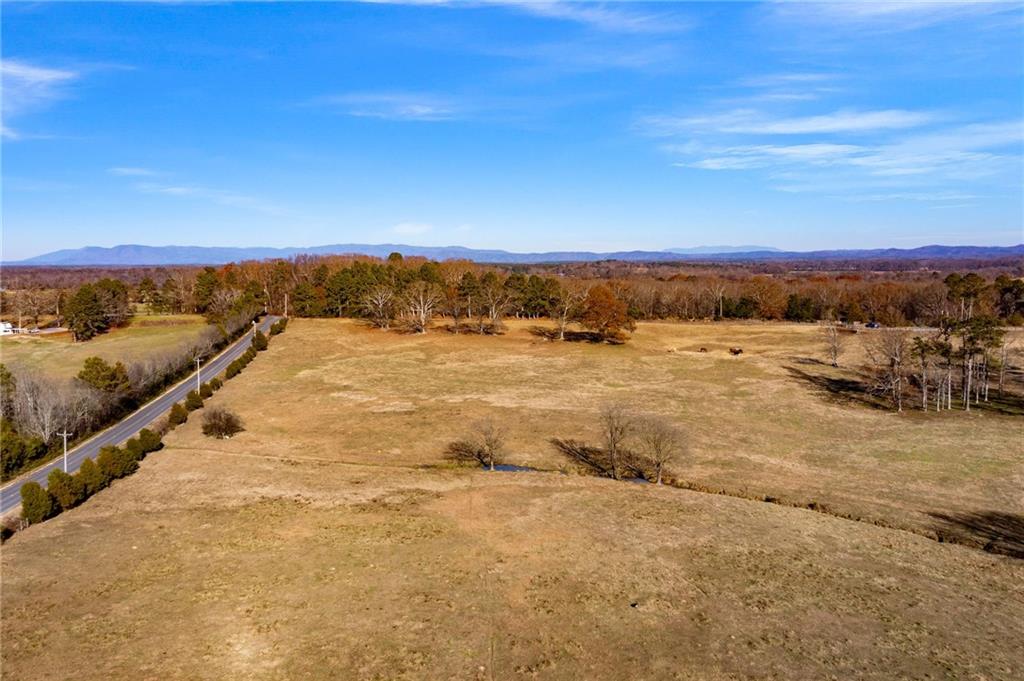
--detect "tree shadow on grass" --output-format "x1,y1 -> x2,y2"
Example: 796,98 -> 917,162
784,365 -> 890,411
971,393 -> 1024,417
788,356 -> 832,367
528,326 -> 607,344
442,322 -> 504,336
929,511 -> 1024,559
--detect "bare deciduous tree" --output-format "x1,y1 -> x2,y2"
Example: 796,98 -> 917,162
822,322 -> 845,367
635,416 -> 685,484
361,285 -> 395,329
997,339 -> 1017,398
480,277 -> 513,334
11,371 -> 99,444
704,281 -> 728,319
864,329 -> 910,411
550,281 -> 589,341
446,419 -> 505,470
600,403 -> 632,480
402,281 -> 441,334
439,260 -> 473,333
206,288 -> 241,321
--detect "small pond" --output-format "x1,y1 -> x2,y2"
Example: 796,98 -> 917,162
484,464 -> 540,472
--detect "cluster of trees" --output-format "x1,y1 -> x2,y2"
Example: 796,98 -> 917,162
278,255 -> 635,340
550,404 -> 687,484
447,405 -> 687,484
20,429 -> 163,524
0,278 -> 134,340
64,279 -> 133,341
863,317 -> 1012,413
166,327 -> 277,430
0,308 -> 259,481
813,274 -> 1019,414
164,321 -> 284,434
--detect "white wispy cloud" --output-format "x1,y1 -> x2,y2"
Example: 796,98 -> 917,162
645,108 -> 935,137
834,191 -> 980,203
736,72 -> 835,89
108,166 -> 159,177
131,180 -> 286,216
687,121 -> 1019,177
845,120 -> 1023,179
361,0 -> 693,33
1,59 -> 79,139
315,92 -> 460,121
502,1 -> 693,34
769,1 -> 1020,32
675,143 -> 865,170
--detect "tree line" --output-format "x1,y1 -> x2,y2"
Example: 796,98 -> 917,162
4,256 -> 1021,337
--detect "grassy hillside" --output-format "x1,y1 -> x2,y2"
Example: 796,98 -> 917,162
3,451 -> 1021,679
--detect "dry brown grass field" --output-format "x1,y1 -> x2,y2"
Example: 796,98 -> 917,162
2,318 -> 1022,680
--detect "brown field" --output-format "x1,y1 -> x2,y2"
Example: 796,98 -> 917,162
0,312 -> 209,379
2,318 -> 1022,680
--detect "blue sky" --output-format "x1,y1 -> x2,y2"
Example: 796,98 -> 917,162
2,1 -> 1022,260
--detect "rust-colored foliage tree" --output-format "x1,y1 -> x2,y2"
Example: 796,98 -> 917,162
580,285 -> 634,342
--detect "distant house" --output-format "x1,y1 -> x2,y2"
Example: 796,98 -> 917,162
0,322 -> 15,336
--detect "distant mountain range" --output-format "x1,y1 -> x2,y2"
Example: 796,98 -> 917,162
664,245 -> 779,254
8,243 -> 1024,266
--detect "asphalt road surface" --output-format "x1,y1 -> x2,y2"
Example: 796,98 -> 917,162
0,316 -> 280,515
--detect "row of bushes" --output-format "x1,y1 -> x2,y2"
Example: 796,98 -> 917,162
20,429 -> 164,524
226,342 -> 258,379
15,319 -> 287,530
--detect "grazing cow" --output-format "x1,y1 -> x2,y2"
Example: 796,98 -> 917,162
698,347 -> 708,353
729,347 -> 743,355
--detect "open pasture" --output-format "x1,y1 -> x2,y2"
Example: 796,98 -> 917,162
2,317 -> 1022,680
171,318 -> 1024,544
0,313 -> 210,378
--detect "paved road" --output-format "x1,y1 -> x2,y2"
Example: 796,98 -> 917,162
0,316 -> 280,515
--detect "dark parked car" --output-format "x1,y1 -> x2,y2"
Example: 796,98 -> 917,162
865,321 -> 881,329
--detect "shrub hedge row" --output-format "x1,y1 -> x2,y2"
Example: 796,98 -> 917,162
21,428 -> 164,524
226,345 -> 258,379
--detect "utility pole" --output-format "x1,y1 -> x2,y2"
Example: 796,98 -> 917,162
195,357 -> 203,392
284,292 -> 289,318
58,431 -> 73,472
